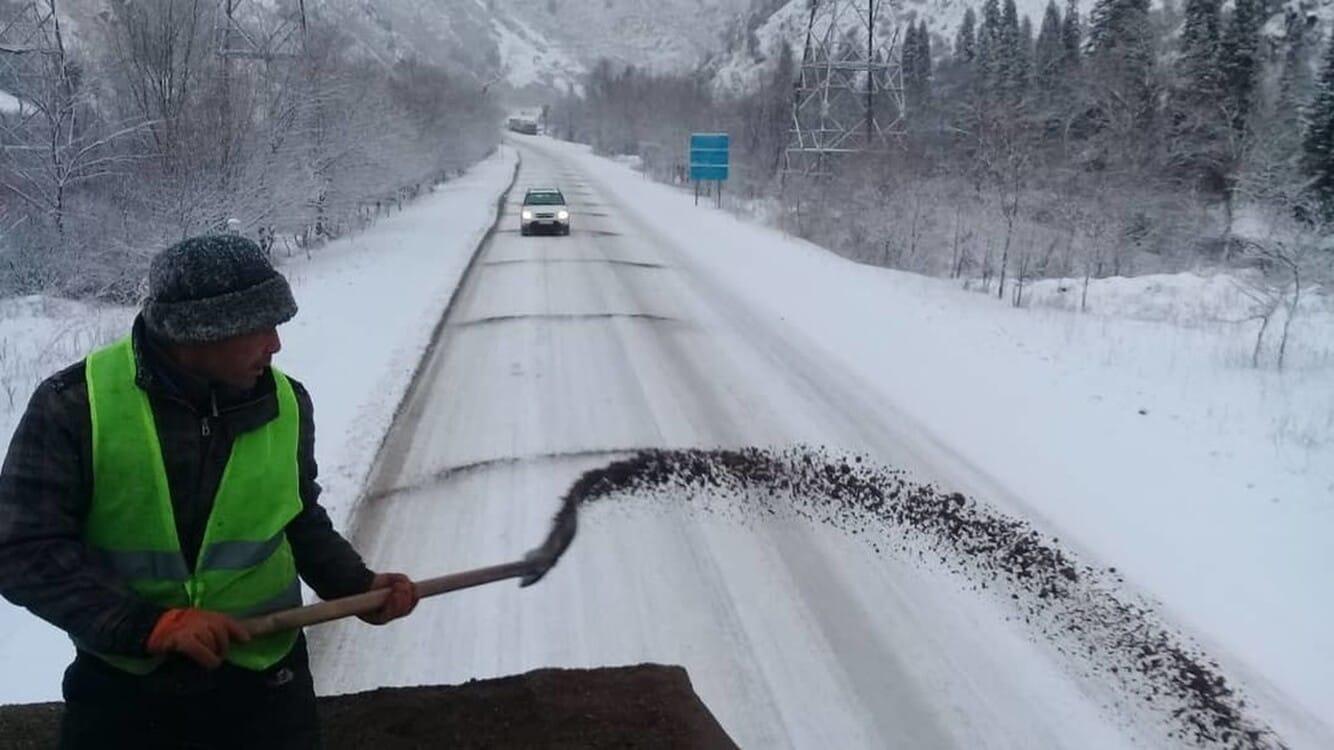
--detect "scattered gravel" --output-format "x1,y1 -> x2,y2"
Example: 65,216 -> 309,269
554,447 -> 1284,750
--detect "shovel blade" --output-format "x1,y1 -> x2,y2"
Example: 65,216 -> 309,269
519,502 -> 577,586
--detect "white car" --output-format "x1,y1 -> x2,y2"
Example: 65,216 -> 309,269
520,188 -> 570,236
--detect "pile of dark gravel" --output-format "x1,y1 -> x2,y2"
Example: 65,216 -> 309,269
0,665 -> 737,749
556,447 -> 1284,750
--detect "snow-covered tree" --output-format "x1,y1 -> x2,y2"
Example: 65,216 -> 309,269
999,0 -> 1023,97
1168,0 -> 1226,195
978,0 -> 1002,90
1087,0 -> 1153,59
904,21 -> 933,107
903,23 -> 921,100
1178,0 -> 1221,94
1019,15 -> 1035,94
0,1 -> 501,298
1061,0 -> 1082,70
1218,0 -> 1261,132
956,7 -> 978,65
1085,0 -> 1155,139
0,0 -> 152,295
1276,11 -> 1315,128
1303,34 -> 1334,214
1034,0 -> 1064,93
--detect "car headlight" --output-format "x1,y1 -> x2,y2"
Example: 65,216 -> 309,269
521,209 -> 533,220
557,210 -> 569,220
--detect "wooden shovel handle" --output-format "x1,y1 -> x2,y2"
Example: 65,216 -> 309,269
241,559 -> 536,638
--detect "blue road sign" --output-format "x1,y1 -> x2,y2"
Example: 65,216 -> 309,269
692,149 -> 729,166
690,133 -> 730,151
690,165 -> 729,181
689,132 -> 729,182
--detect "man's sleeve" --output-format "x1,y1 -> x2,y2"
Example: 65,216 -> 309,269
286,379 -> 376,600
0,372 -> 165,656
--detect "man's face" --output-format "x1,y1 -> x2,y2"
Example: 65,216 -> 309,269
176,328 -> 282,389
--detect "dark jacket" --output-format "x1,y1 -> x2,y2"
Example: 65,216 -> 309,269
0,317 -> 374,659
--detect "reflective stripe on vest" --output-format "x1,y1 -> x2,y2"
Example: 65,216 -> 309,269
83,337 -> 302,674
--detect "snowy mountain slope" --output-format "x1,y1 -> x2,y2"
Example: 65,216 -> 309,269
317,0 -> 753,91
13,0 -> 580,93
319,0 -> 588,91
490,9 -> 586,92
320,0 -> 514,83
490,0 -> 751,74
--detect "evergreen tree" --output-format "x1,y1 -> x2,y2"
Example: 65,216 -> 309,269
765,42 -> 797,175
917,19 -> 933,100
903,24 -> 918,75
1277,9 -> 1315,129
1168,0 -> 1225,193
1086,0 -> 1115,48
1084,0 -> 1155,152
903,23 -> 922,103
1303,35 -> 1334,211
1178,0 -> 1221,93
1085,0 -> 1153,99
1000,0 -> 1023,96
1034,0 -> 1064,91
978,0 -> 1003,89
904,21 -> 934,108
1087,0 -> 1151,55
956,7 -> 978,65
1062,0 -> 1082,69
1246,12 -> 1312,207
1218,0 -> 1261,132
1019,15 -> 1035,93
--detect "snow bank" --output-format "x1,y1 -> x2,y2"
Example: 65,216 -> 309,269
0,147 -> 517,703
530,136 -> 1334,736
279,147 -> 517,531
1020,272 -> 1334,326
0,90 -> 22,115
0,298 -> 132,703
0,297 -> 132,429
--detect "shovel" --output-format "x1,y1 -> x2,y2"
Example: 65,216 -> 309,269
240,498 -> 578,639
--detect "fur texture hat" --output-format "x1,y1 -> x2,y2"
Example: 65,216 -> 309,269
143,235 -> 297,344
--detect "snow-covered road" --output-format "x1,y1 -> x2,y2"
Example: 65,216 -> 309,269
309,140 -> 1141,748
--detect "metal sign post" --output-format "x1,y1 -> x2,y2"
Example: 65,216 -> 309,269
689,133 -> 729,209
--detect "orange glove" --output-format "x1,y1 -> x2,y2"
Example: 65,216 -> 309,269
358,572 -> 419,625
146,608 -> 251,670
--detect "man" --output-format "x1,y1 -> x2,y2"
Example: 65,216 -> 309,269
0,235 -> 419,748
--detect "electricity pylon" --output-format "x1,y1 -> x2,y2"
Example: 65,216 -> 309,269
784,0 -> 905,179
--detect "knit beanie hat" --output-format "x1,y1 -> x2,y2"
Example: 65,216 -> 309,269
142,235 -> 297,344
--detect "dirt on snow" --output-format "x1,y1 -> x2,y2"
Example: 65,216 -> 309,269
550,447 -> 1286,750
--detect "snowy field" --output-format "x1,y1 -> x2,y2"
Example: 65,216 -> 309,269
0,147 -> 518,703
0,134 -> 1329,745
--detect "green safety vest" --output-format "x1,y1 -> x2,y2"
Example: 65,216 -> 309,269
82,337 -> 302,674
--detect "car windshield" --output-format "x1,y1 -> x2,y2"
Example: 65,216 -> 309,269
524,192 -> 564,206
